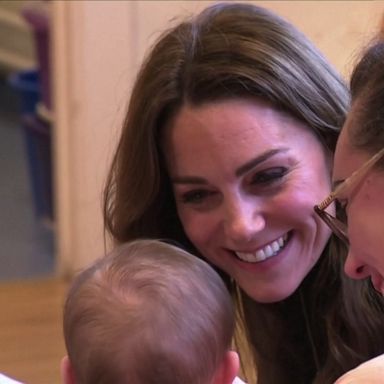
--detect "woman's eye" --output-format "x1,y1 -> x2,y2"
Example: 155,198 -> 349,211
180,189 -> 213,204
251,167 -> 288,185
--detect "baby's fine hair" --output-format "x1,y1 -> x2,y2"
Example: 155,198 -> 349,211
63,239 -> 235,384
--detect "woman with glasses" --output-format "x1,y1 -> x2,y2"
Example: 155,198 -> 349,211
316,40 -> 384,384
104,3 -> 384,383
315,40 -> 384,292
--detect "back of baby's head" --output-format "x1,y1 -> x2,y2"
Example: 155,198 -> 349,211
63,239 -> 234,384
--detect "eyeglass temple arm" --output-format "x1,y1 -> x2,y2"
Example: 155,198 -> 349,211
316,179 -> 351,211
317,148 -> 384,211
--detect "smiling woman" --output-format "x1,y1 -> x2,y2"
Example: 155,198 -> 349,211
162,99 -> 332,304
319,40 -> 384,290
103,3 -> 384,383
316,38 -> 384,384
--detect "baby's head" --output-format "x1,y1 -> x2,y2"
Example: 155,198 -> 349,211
61,239 -> 239,384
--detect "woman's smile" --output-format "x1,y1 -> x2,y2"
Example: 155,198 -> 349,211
233,233 -> 289,263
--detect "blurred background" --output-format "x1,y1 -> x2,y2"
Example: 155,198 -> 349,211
0,0 -> 53,282
0,1 -> 383,383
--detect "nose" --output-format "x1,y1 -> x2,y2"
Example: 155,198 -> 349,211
223,196 -> 265,242
344,250 -> 370,280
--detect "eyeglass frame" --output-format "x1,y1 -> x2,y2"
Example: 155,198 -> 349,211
314,146 -> 384,245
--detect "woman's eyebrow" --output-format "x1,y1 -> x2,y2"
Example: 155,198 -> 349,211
171,176 -> 207,185
171,148 -> 289,184
235,148 -> 289,177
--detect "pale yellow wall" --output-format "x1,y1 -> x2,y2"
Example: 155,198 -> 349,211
258,0 -> 382,78
132,1 -> 383,79
53,1 -> 384,274
53,1 -> 136,275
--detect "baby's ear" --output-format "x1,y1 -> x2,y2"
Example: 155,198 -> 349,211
60,356 -> 76,384
212,350 -> 240,384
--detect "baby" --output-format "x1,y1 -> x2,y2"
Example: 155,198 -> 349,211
61,239 -> 244,384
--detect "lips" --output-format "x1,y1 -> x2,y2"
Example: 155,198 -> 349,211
235,233 -> 288,263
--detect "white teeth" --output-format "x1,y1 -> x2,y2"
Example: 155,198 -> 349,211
271,241 -> 280,253
255,249 -> 266,261
264,245 -> 273,257
235,234 -> 288,263
238,251 -> 264,263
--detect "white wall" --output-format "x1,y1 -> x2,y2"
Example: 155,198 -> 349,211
52,1 -> 384,274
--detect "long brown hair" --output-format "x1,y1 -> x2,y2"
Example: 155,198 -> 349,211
348,40 -> 384,158
104,3 -> 384,383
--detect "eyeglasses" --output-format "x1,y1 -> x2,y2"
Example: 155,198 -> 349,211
314,147 -> 384,245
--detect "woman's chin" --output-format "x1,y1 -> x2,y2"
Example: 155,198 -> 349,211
243,283 -> 299,304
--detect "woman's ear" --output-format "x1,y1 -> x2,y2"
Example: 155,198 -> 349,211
60,355 -> 76,384
212,350 -> 240,384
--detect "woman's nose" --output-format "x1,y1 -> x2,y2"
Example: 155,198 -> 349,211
344,250 -> 370,280
223,198 -> 265,242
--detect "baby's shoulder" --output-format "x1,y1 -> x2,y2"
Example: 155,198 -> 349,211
233,377 -> 247,384
0,374 -> 23,384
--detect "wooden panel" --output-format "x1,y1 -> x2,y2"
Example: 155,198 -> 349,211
52,0 -> 134,274
0,278 -> 67,384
